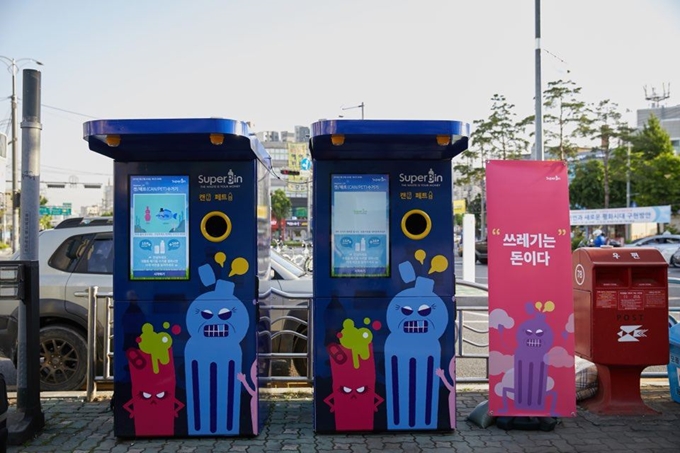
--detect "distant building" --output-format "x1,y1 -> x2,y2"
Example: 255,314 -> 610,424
256,131 -> 280,142
294,125 -> 310,143
260,127 -> 312,240
102,181 -> 113,213
80,205 -> 101,217
257,126 -> 310,145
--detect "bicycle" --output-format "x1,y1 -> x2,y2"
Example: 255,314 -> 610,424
299,241 -> 313,273
273,239 -> 307,267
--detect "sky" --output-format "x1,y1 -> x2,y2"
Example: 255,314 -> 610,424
2,0 -> 680,212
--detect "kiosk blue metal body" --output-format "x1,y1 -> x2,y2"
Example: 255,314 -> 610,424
85,118 -> 271,438
309,119 -> 469,433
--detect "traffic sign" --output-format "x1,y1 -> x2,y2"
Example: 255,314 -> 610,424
39,206 -> 72,216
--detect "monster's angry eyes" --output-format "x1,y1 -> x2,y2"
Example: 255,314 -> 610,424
400,304 -> 432,317
341,386 -> 367,394
140,391 -> 167,399
218,308 -> 232,320
200,308 -> 233,320
525,329 -> 544,337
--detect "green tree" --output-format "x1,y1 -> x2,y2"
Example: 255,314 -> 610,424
39,195 -> 52,230
270,189 -> 291,239
629,113 -> 674,160
633,153 -> 680,213
569,159 -> 605,209
580,99 -> 632,209
625,113 -> 680,219
542,79 -> 588,161
454,94 -> 529,237
476,94 -> 531,160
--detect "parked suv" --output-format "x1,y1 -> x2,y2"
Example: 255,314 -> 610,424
0,217 -> 114,391
0,217 -> 312,391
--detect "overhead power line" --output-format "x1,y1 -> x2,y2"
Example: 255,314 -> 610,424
0,97 -> 99,119
41,103 -> 99,119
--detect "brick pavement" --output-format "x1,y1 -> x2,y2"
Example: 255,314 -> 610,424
5,382 -> 680,452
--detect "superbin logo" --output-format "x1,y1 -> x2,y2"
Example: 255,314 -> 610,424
198,170 -> 243,186
399,168 -> 443,185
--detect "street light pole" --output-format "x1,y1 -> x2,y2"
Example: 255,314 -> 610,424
341,102 -> 365,119
626,143 -> 631,242
0,56 -> 43,253
534,0 -> 544,161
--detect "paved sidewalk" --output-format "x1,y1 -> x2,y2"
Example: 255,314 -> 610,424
6,381 -> 680,452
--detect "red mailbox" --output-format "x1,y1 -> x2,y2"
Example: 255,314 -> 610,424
573,246 -> 669,415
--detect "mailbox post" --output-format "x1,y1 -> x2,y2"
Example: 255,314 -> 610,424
573,246 -> 669,415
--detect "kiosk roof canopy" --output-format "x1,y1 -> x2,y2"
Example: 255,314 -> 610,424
310,119 -> 469,160
84,118 -> 270,165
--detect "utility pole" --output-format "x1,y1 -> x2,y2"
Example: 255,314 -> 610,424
0,56 -> 43,253
534,0 -> 543,161
10,63 -> 19,253
625,143 -> 631,242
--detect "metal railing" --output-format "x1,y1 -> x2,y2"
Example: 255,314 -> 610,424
74,286 -> 113,402
258,287 -> 313,385
79,284 -> 679,401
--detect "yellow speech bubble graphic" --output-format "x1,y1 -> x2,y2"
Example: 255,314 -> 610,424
229,257 -> 249,277
214,252 -> 227,268
428,255 -> 448,274
543,301 -> 555,312
415,249 -> 426,264
535,301 -> 543,311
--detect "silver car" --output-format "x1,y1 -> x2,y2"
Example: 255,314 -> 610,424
0,217 -> 313,391
625,233 -> 680,265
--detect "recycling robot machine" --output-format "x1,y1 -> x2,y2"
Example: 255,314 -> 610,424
309,119 -> 469,433
85,118 -> 271,438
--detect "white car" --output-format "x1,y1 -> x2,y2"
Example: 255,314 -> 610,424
0,217 -> 313,390
625,234 -> 680,265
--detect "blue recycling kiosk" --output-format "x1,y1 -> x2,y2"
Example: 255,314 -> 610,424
309,119 -> 469,433
85,118 -> 272,438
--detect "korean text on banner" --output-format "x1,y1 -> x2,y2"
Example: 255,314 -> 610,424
486,160 -> 576,418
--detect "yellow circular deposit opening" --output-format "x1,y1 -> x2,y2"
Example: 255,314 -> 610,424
201,211 -> 232,242
401,209 -> 431,240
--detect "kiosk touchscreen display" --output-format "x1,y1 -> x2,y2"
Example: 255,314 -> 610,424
129,175 -> 190,280
331,174 -> 389,277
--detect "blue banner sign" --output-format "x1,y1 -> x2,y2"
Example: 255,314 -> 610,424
570,205 -> 671,226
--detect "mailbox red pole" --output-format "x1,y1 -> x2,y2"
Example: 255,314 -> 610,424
573,246 -> 669,415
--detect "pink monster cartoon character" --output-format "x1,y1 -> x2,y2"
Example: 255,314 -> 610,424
123,322 -> 184,436
324,318 -> 383,431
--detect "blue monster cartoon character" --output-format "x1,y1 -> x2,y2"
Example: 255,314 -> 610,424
384,259 -> 449,429
184,263 -> 249,435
